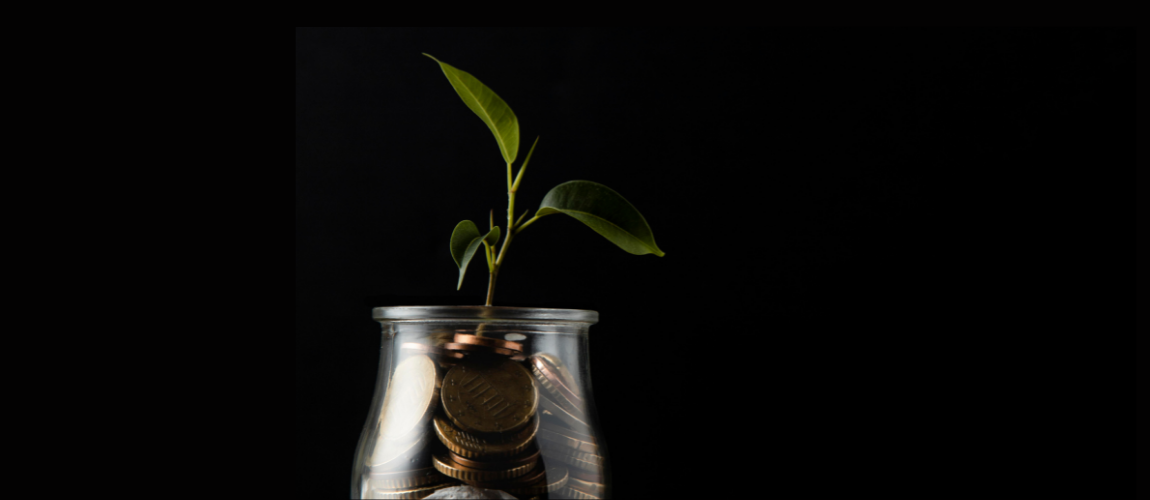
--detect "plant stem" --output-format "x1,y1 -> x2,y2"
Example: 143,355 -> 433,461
485,142 -> 538,306
485,268 -> 497,306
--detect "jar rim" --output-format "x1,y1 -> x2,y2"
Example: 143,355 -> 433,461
372,306 -> 599,324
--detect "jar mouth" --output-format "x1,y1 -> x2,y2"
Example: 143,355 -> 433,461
372,306 -> 599,325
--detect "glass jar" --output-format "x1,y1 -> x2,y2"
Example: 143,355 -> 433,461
352,306 -> 611,499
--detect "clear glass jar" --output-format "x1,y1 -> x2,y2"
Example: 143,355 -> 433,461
352,306 -> 611,499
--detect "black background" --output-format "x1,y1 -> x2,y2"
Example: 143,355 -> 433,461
298,28 -> 1135,497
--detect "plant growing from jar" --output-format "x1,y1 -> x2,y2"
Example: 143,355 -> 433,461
424,54 -> 664,305
353,56 -> 659,499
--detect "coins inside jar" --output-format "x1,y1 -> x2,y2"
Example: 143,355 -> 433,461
366,329 -> 606,499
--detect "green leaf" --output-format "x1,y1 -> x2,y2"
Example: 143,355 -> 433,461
450,221 -> 501,290
424,53 -> 520,166
536,180 -> 665,257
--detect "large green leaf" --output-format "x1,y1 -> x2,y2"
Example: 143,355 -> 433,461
536,181 -> 665,257
424,54 -> 520,166
450,221 -> 501,290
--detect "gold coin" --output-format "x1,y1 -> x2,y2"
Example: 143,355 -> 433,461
370,433 -> 426,470
368,467 -> 451,490
431,453 -> 538,482
441,358 -> 537,434
433,413 -> 539,458
379,355 -> 440,442
536,427 -> 597,454
567,477 -> 607,497
369,481 -> 456,500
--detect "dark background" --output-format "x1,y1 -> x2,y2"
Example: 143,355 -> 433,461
298,28 -> 1135,497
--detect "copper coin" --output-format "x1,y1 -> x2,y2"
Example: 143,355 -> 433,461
453,334 -> 523,352
448,445 -> 540,470
441,342 -> 520,357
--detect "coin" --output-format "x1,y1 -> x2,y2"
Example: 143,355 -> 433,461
541,445 -> 603,472
469,464 -> 569,496
448,445 -> 540,470
567,467 -> 603,483
454,333 -> 523,352
537,395 -> 587,430
431,453 -> 537,482
530,356 -> 584,417
537,427 -> 598,454
369,467 -> 452,490
379,355 -> 440,442
371,433 -> 427,470
535,353 -> 580,397
433,414 -> 539,458
442,342 -> 520,357
560,485 -> 601,499
369,481 -> 457,500
567,477 -> 607,497
441,358 -> 537,434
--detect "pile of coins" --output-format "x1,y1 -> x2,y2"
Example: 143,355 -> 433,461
363,329 -> 607,499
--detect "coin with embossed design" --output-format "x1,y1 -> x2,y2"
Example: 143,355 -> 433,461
441,358 -> 536,434
378,355 -> 440,442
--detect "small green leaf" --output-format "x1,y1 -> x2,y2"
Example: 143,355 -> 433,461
536,180 -> 665,257
424,53 -> 520,166
450,221 -> 501,290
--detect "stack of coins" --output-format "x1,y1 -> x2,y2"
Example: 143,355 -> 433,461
527,354 -> 607,499
366,354 -> 459,499
367,330 -> 604,499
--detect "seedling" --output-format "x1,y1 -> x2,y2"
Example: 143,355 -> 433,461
425,54 -> 664,305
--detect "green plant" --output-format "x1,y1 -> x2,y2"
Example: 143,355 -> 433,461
424,54 -> 664,306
